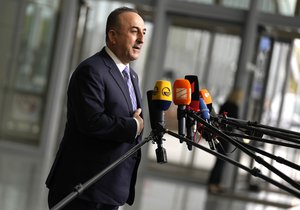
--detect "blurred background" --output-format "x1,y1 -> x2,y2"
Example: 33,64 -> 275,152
1,0 -> 300,209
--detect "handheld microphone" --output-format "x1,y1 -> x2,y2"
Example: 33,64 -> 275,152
199,98 -> 210,121
200,88 -> 217,117
147,80 -> 172,163
199,89 -> 212,112
184,75 -> 200,150
199,97 -> 215,150
173,79 -> 191,142
185,75 -> 200,112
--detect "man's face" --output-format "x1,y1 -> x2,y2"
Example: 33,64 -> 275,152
109,12 -> 146,64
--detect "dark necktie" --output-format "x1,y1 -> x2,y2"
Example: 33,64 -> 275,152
122,66 -> 137,110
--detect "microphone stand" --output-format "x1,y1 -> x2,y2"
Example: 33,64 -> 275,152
158,126 -> 300,198
50,134 -> 155,210
186,110 -> 300,192
224,131 -> 300,149
225,116 -> 300,137
215,116 -> 300,177
151,126 -> 168,164
213,116 -> 300,144
231,138 -> 300,171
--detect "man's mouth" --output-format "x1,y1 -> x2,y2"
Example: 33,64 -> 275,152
133,45 -> 141,50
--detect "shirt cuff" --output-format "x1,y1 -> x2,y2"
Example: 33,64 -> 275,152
133,117 -> 140,138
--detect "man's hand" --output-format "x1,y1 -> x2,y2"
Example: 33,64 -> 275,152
133,108 -> 144,135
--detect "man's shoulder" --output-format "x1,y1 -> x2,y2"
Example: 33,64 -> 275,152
76,50 -> 111,69
81,50 -> 105,65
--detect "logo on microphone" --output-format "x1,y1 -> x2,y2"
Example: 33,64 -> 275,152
153,86 -> 171,97
175,88 -> 188,100
162,87 -> 171,97
152,80 -> 172,102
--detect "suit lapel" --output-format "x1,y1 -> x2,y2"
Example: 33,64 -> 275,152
101,48 -> 142,112
101,49 -> 133,112
112,68 -> 134,112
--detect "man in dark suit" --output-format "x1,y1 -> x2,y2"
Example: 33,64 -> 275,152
46,7 -> 145,210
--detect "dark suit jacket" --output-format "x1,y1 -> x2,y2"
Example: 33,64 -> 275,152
46,48 -> 143,206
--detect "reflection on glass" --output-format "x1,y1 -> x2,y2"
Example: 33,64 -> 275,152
173,0 -> 299,15
0,0 -> 59,145
174,0 -> 250,9
251,40 -> 300,192
222,0 -> 250,9
260,0 -> 298,16
164,26 -> 241,104
16,3 -> 56,93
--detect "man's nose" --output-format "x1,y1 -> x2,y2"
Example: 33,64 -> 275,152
137,32 -> 144,43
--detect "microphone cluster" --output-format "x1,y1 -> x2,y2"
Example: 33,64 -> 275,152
147,76 -> 300,198
173,75 -> 218,150
148,75 -> 218,152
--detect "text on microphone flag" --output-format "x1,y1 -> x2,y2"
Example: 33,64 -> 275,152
175,88 -> 189,100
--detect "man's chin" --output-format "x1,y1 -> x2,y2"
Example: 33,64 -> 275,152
130,54 -> 140,61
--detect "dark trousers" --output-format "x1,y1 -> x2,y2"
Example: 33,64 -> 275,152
48,189 -> 119,210
208,158 -> 226,184
208,140 -> 229,185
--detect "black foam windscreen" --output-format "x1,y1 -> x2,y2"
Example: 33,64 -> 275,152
147,90 -> 164,130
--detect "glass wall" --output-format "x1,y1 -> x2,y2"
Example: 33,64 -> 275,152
0,0 -> 59,145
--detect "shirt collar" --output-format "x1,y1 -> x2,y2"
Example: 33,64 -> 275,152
105,46 -> 129,73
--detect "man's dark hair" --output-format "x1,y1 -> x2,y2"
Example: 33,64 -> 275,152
105,7 -> 139,42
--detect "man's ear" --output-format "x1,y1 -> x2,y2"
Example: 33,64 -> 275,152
108,29 -> 117,44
